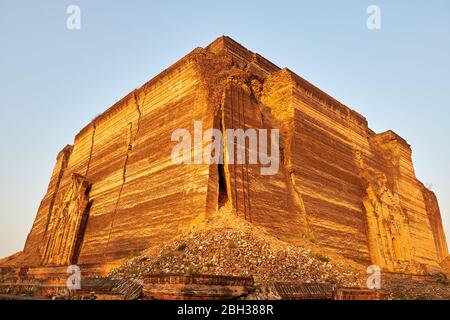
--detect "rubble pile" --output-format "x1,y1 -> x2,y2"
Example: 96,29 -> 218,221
110,209 -> 363,288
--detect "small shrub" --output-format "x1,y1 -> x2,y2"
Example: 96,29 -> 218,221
299,232 -> 316,243
160,251 -> 174,260
23,286 -> 36,296
326,276 -> 341,286
312,253 -> 330,263
128,250 -> 140,259
429,270 -> 449,286
177,243 -> 188,251
396,292 -> 408,300
307,234 -> 317,243
436,275 -> 450,286
227,242 -> 238,249
186,264 -> 200,275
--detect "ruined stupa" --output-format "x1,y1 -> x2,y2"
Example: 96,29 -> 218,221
5,36 -> 448,273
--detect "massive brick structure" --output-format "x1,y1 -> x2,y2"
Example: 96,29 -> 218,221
9,36 -> 448,272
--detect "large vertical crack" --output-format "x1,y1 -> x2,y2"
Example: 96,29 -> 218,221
85,122 -> 97,177
237,87 -> 247,220
229,87 -> 239,215
242,88 -> 252,222
250,76 -> 310,233
217,110 -> 229,209
133,90 -> 143,137
104,91 -> 145,259
71,196 -> 93,264
105,123 -> 133,258
217,163 -> 228,208
288,171 -> 311,235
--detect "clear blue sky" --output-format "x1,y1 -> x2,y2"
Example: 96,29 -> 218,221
0,0 -> 449,259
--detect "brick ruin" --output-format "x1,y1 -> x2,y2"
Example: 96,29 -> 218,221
2,36 -> 448,279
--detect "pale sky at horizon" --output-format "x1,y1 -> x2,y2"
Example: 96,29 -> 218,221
0,0 -> 449,259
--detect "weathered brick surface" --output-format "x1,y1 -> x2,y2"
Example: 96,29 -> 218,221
6,36 -> 447,272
